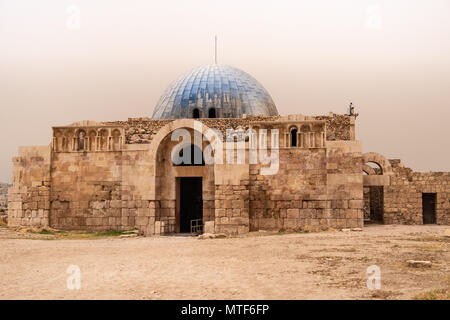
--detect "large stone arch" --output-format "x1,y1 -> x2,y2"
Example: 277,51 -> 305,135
149,119 -> 217,234
362,152 -> 393,176
146,119 -> 219,199
148,119 -> 216,162
362,164 -> 377,175
362,152 -> 393,224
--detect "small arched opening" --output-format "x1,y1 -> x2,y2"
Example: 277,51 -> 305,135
77,129 -> 87,151
290,127 -> 298,147
208,108 -> 216,118
192,108 -> 200,119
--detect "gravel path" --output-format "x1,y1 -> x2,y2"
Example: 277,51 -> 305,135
0,224 -> 448,299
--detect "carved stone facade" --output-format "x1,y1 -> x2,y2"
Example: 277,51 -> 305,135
7,113 -> 449,235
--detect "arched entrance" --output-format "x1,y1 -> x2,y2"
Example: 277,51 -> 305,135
152,122 -> 215,234
362,152 -> 393,224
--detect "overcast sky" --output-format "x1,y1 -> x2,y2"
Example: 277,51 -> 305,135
1,0 -> 449,182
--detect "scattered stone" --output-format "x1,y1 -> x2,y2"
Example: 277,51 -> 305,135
198,233 -> 215,239
444,229 -> 450,238
215,233 -> 227,238
15,226 -> 58,234
407,260 -> 432,268
122,229 -> 139,234
341,228 -> 351,232
204,221 -> 215,234
198,233 -> 227,239
352,228 -> 363,232
119,233 -> 138,238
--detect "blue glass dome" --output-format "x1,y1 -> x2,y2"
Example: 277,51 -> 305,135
151,64 -> 278,119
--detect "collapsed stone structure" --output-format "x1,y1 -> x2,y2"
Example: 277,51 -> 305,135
7,64 -> 449,235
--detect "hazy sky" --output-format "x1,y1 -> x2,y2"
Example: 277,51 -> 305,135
1,0 -> 449,182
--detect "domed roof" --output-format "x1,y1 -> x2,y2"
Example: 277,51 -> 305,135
151,64 -> 278,119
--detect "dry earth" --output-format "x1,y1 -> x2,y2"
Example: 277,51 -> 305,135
0,224 -> 449,300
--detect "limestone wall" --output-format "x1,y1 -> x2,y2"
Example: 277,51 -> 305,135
384,160 -> 450,225
8,146 -> 51,227
248,140 -> 363,231
214,164 -> 250,235
50,151 -> 123,230
107,113 -> 355,145
154,129 -> 216,234
0,183 -> 10,210
7,114 -> 366,235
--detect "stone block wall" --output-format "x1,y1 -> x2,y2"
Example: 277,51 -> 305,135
7,114 -> 371,235
8,146 -> 51,227
50,151 -> 123,230
248,140 -> 364,231
108,113 -> 355,145
214,183 -> 250,235
324,141 -> 364,229
249,148 -> 326,231
214,164 -> 250,235
383,160 -> 450,225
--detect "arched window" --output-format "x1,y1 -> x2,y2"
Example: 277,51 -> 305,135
173,144 -> 205,166
77,130 -> 86,151
88,130 -> 97,151
99,129 -> 109,151
208,108 -> 216,118
193,108 -> 200,119
290,128 -> 297,147
112,129 -> 121,151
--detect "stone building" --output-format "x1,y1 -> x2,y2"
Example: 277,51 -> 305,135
7,64 -> 450,235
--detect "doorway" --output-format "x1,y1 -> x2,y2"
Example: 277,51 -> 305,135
422,193 -> 436,224
177,177 -> 203,233
363,186 -> 384,224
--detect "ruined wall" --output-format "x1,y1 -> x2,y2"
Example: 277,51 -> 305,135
325,141 -> 364,228
384,160 -> 450,225
214,164 -> 250,235
247,140 -> 363,231
8,114 -> 363,234
50,151 -> 122,230
121,145 -> 158,235
0,183 -> 10,209
108,113 -> 355,145
249,148 -> 327,231
8,146 -> 51,227
50,146 -> 162,233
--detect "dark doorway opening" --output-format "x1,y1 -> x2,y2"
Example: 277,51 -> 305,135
363,186 -> 384,224
422,193 -> 436,224
290,128 -> 297,147
177,177 -> 203,233
208,108 -> 216,118
193,108 -> 200,118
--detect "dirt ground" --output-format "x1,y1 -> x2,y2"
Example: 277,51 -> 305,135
0,224 -> 449,300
